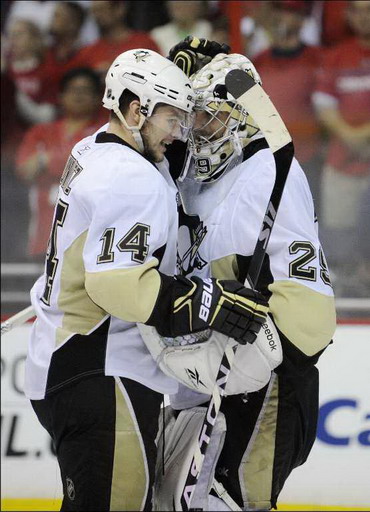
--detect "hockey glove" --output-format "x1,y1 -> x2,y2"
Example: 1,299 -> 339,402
149,275 -> 268,345
168,36 -> 230,77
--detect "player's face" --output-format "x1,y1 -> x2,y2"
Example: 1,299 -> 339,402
141,105 -> 192,162
193,110 -> 229,144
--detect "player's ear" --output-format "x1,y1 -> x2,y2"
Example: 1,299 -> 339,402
127,100 -> 141,124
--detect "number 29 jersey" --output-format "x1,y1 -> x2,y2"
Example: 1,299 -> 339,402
25,126 -> 179,399
177,139 -> 336,365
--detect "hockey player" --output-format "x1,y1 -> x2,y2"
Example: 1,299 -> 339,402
149,44 -> 337,510
24,49 -> 269,511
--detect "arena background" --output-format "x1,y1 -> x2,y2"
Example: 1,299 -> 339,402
1,1 -> 369,510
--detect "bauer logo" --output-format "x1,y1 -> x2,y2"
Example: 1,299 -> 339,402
199,279 -> 213,322
317,398 -> 370,446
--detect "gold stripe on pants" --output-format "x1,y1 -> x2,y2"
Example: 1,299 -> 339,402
110,377 -> 149,511
239,374 -> 279,510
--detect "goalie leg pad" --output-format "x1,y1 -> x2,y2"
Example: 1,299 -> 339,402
154,407 -> 226,511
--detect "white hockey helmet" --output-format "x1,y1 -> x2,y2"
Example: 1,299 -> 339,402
103,49 -> 195,149
184,53 -> 262,183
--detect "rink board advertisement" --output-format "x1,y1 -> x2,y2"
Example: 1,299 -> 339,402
1,323 -> 370,509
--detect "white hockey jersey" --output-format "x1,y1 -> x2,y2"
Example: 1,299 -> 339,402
25,125 -> 180,399
177,139 -> 336,362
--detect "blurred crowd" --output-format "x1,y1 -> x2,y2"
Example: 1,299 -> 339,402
1,0 -> 369,298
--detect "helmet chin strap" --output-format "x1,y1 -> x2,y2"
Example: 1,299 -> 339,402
113,106 -> 146,153
232,130 -> 243,155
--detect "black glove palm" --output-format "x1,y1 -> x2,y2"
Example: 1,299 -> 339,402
168,36 -> 230,77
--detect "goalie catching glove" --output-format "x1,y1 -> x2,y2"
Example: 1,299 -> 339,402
139,314 -> 282,396
168,35 -> 230,77
147,275 -> 268,346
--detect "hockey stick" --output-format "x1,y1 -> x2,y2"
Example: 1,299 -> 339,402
1,305 -> 36,336
180,70 -> 294,511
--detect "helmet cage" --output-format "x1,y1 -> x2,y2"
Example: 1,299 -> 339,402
186,52 -> 262,183
188,98 -> 258,183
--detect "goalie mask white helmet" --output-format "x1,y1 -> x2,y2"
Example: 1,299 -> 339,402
103,49 -> 195,150
181,53 -> 262,183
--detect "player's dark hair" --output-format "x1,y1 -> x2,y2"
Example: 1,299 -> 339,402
60,67 -> 102,95
110,90 -> 140,121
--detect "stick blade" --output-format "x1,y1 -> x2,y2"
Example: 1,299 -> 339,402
225,69 -> 292,153
225,69 -> 256,98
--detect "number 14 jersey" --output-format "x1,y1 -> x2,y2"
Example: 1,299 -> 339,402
25,126 -> 179,399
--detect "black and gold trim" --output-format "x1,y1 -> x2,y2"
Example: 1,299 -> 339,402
41,199 -> 69,306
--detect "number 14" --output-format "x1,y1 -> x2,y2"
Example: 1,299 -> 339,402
97,223 -> 150,264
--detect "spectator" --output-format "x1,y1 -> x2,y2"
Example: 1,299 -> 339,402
254,0 -> 323,207
150,1 -> 212,55
240,1 -> 273,58
16,68 -> 105,260
1,39 -> 29,262
125,0 -> 169,32
5,1 -> 99,46
240,0 -> 321,58
320,0 -> 352,47
5,0 -> 57,34
312,0 -> 370,293
209,15 -> 230,49
5,18 -> 58,125
69,1 -> 160,76
45,1 -> 86,79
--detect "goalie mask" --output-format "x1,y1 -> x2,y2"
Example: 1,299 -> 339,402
179,53 -> 262,184
103,49 -> 195,151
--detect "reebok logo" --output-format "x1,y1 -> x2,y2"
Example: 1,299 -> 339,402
186,367 -> 206,388
262,323 -> 277,351
199,279 -> 213,322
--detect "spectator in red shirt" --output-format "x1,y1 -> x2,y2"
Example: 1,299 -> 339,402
5,18 -> 58,126
45,1 -> 87,84
16,67 -> 105,260
312,0 -> 370,294
68,1 -> 160,77
254,0 -> 323,207
320,0 -> 352,47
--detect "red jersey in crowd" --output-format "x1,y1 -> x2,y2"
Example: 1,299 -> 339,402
68,32 -> 160,75
315,37 -> 370,175
16,118 -> 104,257
6,56 -> 59,106
41,45 -> 83,91
254,45 -> 322,163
